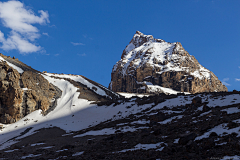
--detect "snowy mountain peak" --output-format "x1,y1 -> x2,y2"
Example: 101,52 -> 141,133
110,31 -> 227,94
135,30 -> 143,35
123,31 -> 165,56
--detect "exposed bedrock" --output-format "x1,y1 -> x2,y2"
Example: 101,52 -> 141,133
0,59 -> 61,124
109,31 -> 227,94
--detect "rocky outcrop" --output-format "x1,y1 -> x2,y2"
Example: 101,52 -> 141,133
0,55 -> 61,124
109,31 -> 227,94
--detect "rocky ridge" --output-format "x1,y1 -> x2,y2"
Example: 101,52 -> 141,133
0,54 -> 120,124
109,31 -> 227,94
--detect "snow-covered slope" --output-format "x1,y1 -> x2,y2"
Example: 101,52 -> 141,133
45,73 -> 119,99
0,72 -> 131,149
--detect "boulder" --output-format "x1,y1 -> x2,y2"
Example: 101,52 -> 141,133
179,133 -> 197,145
191,97 -> 202,105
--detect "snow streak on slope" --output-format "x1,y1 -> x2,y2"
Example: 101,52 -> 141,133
0,56 -> 24,73
45,73 -> 109,97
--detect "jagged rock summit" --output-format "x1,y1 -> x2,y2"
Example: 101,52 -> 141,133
109,31 -> 227,94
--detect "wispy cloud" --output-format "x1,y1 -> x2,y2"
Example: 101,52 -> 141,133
222,78 -> 230,86
77,53 -> 86,56
83,34 -> 93,40
0,1 -> 49,54
238,66 -> 240,69
49,24 -> 56,28
71,42 -> 85,46
236,78 -> 240,81
43,32 -> 49,36
222,78 -> 229,82
54,54 -> 59,56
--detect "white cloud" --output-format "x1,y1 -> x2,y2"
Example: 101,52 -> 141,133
222,78 -> 230,86
71,42 -> 85,46
235,78 -> 240,81
238,66 -> 240,69
77,53 -> 86,56
0,31 -> 41,53
222,78 -> 229,82
43,32 -> 49,36
54,54 -> 59,56
82,34 -> 93,40
0,1 -> 49,54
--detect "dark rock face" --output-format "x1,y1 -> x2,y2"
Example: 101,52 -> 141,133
179,133 -> 197,145
109,31 -> 227,94
0,55 -> 61,124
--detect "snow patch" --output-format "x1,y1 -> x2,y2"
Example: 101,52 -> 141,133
0,56 -> 24,73
158,115 -> 183,124
116,142 -> 165,153
117,92 -> 150,98
72,151 -> 84,156
221,107 -> 240,114
21,154 -> 42,159
195,123 -> 240,141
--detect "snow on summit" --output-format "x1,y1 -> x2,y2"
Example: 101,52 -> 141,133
114,31 -> 211,80
110,31 -> 227,94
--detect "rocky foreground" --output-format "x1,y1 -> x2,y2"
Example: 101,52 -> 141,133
1,91 -> 240,160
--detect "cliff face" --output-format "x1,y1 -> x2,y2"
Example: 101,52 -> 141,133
109,31 -> 227,94
0,55 -> 61,124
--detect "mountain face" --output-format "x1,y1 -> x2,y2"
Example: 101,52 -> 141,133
109,31 -> 227,94
0,54 -> 120,124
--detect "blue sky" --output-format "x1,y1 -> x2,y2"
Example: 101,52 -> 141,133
0,0 -> 239,91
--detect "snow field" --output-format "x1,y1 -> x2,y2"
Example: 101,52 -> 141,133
114,142 -> 167,153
